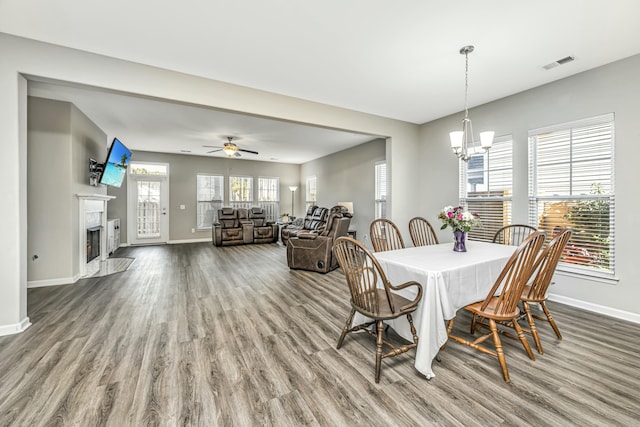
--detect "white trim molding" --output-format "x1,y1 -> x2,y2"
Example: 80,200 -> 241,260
27,273 -> 81,288
168,238 -> 213,245
0,317 -> 31,337
549,293 -> 640,324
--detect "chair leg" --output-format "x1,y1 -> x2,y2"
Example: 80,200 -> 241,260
541,301 -> 562,340
489,319 -> 510,383
470,313 -> 477,334
337,308 -> 356,349
442,318 -> 456,351
512,316 -> 536,361
407,313 -> 418,345
522,302 -> 543,354
375,320 -> 384,383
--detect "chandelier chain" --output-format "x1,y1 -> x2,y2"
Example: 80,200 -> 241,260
464,49 -> 470,120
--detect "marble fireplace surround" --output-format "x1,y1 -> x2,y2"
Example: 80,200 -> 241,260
77,193 -> 115,278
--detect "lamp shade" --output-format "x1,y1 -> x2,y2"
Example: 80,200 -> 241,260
450,131 -> 464,149
480,131 -> 495,149
289,186 -> 298,192
337,202 -> 353,214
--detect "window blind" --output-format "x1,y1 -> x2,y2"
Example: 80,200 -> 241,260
528,113 -> 615,276
196,174 -> 224,228
460,136 -> 513,242
375,161 -> 387,219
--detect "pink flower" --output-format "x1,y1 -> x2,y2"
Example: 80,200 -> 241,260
457,213 -> 463,220
447,212 -> 454,218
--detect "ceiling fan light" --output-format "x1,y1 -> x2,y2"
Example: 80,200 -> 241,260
223,147 -> 236,156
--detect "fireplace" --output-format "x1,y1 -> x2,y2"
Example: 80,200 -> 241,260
87,226 -> 101,263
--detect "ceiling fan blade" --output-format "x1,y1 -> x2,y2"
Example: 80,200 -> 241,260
238,148 -> 259,155
234,152 -> 242,157
207,148 -> 223,153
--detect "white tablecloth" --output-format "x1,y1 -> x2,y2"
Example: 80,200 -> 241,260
361,241 -> 516,379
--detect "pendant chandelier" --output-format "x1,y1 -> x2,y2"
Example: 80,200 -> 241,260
449,45 -> 494,162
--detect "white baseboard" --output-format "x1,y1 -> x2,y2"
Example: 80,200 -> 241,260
27,273 -> 81,288
168,238 -> 212,244
0,317 -> 31,336
549,293 -> 640,324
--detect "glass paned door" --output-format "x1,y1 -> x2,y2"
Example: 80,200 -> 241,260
136,180 -> 161,238
128,163 -> 169,245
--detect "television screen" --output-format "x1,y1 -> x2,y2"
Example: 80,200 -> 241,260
99,138 -> 132,187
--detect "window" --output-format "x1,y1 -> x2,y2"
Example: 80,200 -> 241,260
129,162 -> 168,176
229,176 -> 253,209
196,174 -> 224,228
375,161 -> 387,219
460,136 -> 513,242
258,176 -> 279,222
529,113 -> 615,277
306,176 -> 317,211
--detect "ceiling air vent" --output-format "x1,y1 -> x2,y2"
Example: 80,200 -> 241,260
543,55 -> 575,70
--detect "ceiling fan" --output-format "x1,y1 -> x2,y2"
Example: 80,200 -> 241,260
204,136 -> 259,157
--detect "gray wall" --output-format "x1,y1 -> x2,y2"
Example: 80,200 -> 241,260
301,138 -> 385,247
108,151 -> 300,243
27,97 -> 106,283
419,54 -> 640,318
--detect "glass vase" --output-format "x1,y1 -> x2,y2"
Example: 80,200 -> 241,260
453,230 -> 467,252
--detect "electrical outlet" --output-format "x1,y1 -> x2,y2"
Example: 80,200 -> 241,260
191,228 -> 195,233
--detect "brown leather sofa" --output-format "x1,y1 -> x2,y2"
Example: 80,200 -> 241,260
280,205 -> 329,245
286,207 -> 352,273
248,207 -> 278,243
213,207 -> 278,246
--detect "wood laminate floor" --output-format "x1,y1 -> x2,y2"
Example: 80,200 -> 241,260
1,242 -> 639,426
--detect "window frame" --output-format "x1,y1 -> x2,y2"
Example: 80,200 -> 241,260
229,175 -> 254,209
196,174 -> 224,229
459,135 -> 513,242
257,176 -> 280,222
528,113 -> 616,280
375,161 -> 387,219
306,176 -> 317,212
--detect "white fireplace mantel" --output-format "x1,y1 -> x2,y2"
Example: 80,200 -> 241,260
77,193 -> 116,277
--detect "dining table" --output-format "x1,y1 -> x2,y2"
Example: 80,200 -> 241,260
362,240 -> 517,379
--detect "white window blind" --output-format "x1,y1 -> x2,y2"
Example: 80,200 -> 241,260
258,176 -> 280,222
375,161 -> 387,219
528,113 -> 615,277
306,176 -> 317,212
229,176 -> 253,209
460,136 -> 513,242
196,174 -> 223,228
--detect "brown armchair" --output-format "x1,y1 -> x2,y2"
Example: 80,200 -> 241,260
286,211 -> 351,273
281,205 -> 330,245
212,207 -> 253,246
248,207 -> 278,243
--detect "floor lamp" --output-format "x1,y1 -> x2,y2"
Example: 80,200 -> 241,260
289,186 -> 298,218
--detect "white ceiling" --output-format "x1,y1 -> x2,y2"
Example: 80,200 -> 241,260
3,0 -> 640,163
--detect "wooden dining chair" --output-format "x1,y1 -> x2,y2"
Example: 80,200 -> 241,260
369,218 -> 405,252
520,228 -> 572,354
408,217 -> 439,247
446,231 -> 546,383
493,224 -> 537,246
333,236 -> 423,383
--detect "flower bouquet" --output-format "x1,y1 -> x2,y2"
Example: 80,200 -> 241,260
438,205 -> 479,251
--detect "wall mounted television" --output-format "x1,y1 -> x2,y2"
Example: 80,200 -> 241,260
99,137 -> 132,188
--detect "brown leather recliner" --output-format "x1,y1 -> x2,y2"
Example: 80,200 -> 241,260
248,207 -> 278,243
281,205 -> 330,245
213,207 -> 253,246
286,210 -> 351,273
